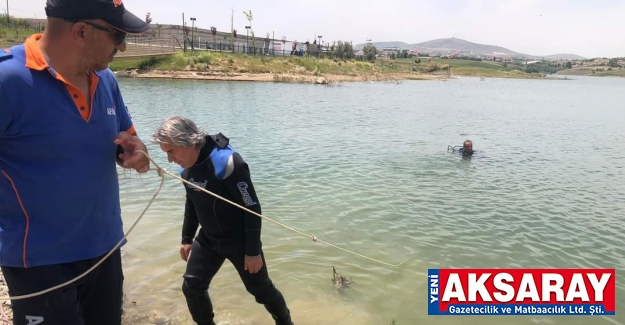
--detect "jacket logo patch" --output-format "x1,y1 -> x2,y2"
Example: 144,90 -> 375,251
107,106 -> 116,116
187,178 -> 207,191
237,182 -> 257,206
26,316 -> 44,325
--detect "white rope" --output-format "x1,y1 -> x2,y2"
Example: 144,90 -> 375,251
138,151 -> 406,269
0,163 -> 166,302
0,150 -> 405,302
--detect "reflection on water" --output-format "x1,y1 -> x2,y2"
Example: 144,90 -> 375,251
116,76 -> 625,325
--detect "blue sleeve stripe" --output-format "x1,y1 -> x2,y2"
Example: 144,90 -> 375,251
209,145 -> 236,180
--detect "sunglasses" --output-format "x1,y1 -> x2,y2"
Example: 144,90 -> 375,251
67,20 -> 127,45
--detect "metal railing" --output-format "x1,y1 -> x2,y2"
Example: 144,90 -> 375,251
181,38 -> 362,60
116,35 -> 177,58
0,30 -> 366,62
0,31 -> 177,58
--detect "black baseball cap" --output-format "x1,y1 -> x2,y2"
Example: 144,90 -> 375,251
45,0 -> 149,34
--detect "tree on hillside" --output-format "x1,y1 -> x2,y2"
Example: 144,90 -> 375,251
332,40 -> 354,59
363,40 -> 378,62
243,10 -> 254,51
264,32 -> 271,54
210,26 -> 217,46
243,10 -> 253,29
230,8 -> 235,52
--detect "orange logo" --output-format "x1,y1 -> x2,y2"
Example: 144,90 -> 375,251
113,0 -> 123,7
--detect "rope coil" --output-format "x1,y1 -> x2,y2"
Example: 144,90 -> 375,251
0,150 -> 406,302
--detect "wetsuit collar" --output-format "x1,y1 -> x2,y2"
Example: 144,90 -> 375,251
193,136 -> 215,166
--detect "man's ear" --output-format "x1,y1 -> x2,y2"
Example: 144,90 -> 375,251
70,22 -> 88,46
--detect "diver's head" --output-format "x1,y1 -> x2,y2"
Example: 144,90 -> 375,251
151,116 -> 206,168
463,140 -> 473,153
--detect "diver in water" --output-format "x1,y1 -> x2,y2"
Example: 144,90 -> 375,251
448,140 -> 474,157
459,140 -> 474,156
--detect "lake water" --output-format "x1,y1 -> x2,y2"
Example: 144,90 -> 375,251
115,75 -> 625,325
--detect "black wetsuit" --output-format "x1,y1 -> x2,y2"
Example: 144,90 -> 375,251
458,148 -> 474,157
179,134 -> 292,325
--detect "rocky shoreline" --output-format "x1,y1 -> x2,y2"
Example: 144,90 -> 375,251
0,270 -> 12,323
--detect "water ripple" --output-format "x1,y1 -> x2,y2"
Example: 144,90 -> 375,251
114,77 -> 625,325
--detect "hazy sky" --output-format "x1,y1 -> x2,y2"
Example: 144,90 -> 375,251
7,0 -> 625,58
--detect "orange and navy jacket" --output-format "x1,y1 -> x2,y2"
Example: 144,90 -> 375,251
0,34 -> 135,267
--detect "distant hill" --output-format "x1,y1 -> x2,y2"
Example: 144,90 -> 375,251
354,37 -> 586,60
411,38 -> 531,57
355,41 -> 408,50
540,54 -> 587,60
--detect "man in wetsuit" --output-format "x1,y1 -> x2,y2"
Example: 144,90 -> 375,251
151,116 -> 294,325
458,140 -> 474,157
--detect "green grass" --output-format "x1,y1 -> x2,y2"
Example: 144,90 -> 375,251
108,57 -> 147,71
396,57 -> 504,70
557,67 -> 625,77
415,58 -> 549,78
0,28 -> 34,40
0,28 -> 36,49
108,51 -> 546,80
109,51 -> 381,76
381,57 -> 542,78
452,67 -> 543,79
593,69 -> 625,77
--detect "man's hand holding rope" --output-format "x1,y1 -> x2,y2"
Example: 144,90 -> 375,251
114,131 -> 150,173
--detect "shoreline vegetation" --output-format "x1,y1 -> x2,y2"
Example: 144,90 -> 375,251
109,51 -> 625,84
109,51 -> 555,84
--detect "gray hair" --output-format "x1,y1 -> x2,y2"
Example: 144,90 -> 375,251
151,116 -> 206,148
